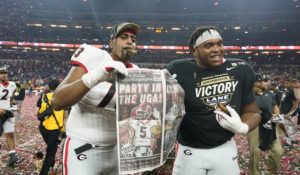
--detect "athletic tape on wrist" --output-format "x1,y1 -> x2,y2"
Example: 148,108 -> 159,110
81,69 -> 108,89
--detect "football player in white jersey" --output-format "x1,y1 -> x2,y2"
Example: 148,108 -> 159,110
51,22 -> 140,175
127,103 -> 161,157
129,119 -> 161,157
0,66 -> 18,166
119,103 -> 161,158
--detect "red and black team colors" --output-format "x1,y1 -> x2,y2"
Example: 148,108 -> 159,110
51,22 -> 140,175
116,69 -> 185,174
0,66 -> 18,167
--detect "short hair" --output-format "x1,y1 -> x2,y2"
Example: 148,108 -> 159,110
48,79 -> 60,91
188,26 -> 222,53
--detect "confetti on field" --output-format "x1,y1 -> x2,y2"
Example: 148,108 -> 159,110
0,96 -> 299,175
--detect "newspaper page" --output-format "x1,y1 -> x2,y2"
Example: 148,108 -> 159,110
283,115 -> 298,137
116,69 -> 185,174
163,71 -> 185,160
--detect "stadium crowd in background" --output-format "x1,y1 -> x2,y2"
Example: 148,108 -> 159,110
0,0 -> 300,174
0,44 -> 300,175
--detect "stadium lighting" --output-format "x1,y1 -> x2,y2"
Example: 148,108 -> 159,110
171,27 -> 181,31
58,25 -> 67,28
1,41 -> 300,51
156,29 -> 162,33
26,23 -> 43,27
234,26 -> 241,30
231,51 -> 239,54
50,24 -> 67,28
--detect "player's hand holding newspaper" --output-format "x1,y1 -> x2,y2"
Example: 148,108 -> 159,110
82,61 -> 128,89
214,105 -> 249,134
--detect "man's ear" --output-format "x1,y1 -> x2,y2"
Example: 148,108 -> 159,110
193,49 -> 198,57
109,39 -> 114,49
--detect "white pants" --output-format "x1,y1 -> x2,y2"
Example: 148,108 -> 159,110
172,139 -> 240,175
3,117 -> 15,133
63,137 -> 118,175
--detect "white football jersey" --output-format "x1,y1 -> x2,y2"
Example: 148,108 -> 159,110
129,119 -> 160,147
66,44 -> 138,145
0,81 -> 16,109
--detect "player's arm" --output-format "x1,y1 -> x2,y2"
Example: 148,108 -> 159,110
51,66 -> 89,110
62,110 -> 69,131
273,104 -> 280,115
240,102 -> 261,132
294,87 -> 300,102
291,79 -> 300,101
294,88 -> 300,101
52,61 -> 128,110
34,107 -> 40,116
286,99 -> 298,117
34,95 -> 43,116
236,64 -> 261,132
0,108 -> 6,116
271,92 -> 280,117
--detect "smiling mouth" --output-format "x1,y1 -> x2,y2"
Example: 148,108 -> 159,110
210,55 -> 222,59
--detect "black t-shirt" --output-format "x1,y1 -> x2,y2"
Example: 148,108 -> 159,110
14,88 -> 25,101
36,94 -> 43,108
280,88 -> 296,114
166,58 -> 256,148
275,90 -> 283,107
255,91 -> 276,123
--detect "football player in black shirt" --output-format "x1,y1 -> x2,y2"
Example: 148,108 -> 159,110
166,26 -> 261,175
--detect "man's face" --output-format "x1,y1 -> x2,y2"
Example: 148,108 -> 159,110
193,38 -> 224,68
259,80 -> 269,91
0,72 -> 8,82
109,31 -> 137,63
